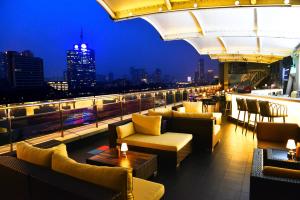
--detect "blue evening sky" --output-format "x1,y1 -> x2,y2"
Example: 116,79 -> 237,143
0,0 -> 219,80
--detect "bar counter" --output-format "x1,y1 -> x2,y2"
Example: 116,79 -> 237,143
231,90 -> 300,125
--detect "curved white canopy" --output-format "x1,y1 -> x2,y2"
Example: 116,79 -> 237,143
142,7 -> 300,63
96,1 -> 300,63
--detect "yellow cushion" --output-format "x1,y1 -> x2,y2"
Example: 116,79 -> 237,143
117,122 -> 135,139
118,132 -> 192,152
263,166 -> 300,179
133,177 -> 164,200
148,108 -> 173,117
52,153 -> 133,200
16,142 -> 68,168
132,114 -> 161,136
183,101 -> 202,113
173,111 -> 213,119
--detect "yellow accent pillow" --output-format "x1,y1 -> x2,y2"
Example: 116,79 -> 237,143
173,111 -> 213,119
16,142 -> 68,168
132,114 -> 161,136
183,101 -> 202,113
52,153 -> 133,200
116,122 -> 135,139
148,108 -> 173,117
263,166 -> 300,179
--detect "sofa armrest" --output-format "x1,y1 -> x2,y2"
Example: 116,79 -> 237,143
108,119 -> 132,148
177,107 -> 186,113
172,104 -> 183,111
256,122 -> 299,143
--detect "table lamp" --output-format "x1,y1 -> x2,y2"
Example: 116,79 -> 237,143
286,139 -> 296,159
121,143 -> 128,157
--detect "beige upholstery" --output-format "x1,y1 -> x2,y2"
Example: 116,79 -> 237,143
175,107 -> 222,125
148,108 -> 173,117
213,125 -> 221,136
132,114 -> 162,136
182,101 -> 202,113
133,177 -> 164,200
173,111 -> 213,119
117,132 -> 193,152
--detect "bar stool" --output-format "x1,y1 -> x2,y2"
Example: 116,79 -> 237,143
245,99 -> 260,138
224,93 -> 232,116
235,98 -> 248,134
258,101 -> 287,123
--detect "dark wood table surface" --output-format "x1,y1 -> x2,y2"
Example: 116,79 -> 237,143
86,149 -> 158,179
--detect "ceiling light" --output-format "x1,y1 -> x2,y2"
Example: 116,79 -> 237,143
193,3 -> 198,8
284,0 -> 290,5
235,0 -> 240,6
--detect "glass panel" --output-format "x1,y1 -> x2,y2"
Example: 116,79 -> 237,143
140,93 -> 154,111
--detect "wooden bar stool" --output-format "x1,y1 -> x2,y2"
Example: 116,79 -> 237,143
235,98 -> 248,134
258,101 -> 287,123
245,99 -> 260,138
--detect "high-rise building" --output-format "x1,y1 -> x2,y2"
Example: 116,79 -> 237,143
67,31 -> 96,91
206,69 -> 214,83
0,52 -> 8,82
153,68 -> 162,84
194,59 -> 205,84
130,67 -> 148,85
4,51 -> 44,88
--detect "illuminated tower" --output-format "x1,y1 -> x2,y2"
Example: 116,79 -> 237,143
66,30 -> 96,91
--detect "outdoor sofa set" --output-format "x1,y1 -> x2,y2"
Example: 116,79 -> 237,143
250,122 -> 300,199
109,101 -> 222,167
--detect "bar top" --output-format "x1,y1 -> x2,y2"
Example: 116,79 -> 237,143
232,91 -> 300,103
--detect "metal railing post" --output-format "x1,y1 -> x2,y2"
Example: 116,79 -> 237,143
137,94 -> 141,114
93,97 -> 98,128
164,92 -> 167,108
59,102 -> 64,137
6,106 -> 13,152
120,96 -> 124,121
173,91 -> 176,106
152,93 -> 156,111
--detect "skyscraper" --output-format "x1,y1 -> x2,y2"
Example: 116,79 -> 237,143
130,67 -> 148,85
0,52 -> 7,82
194,59 -> 205,84
4,51 -> 44,88
67,31 -> 96,91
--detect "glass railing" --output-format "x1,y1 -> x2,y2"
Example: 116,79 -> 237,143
0,85 -> 221,152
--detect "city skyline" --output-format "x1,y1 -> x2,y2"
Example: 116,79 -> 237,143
0,0 -> 219,81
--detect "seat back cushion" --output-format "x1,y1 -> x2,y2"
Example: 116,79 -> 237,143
183,101 -> 202,113
16,142 -> 68,168
173,111 -> 213,119
148,108 -> 173,117
116,122 -> 136,139
256,122 -> 299,143
263,166 -> 300,179
132,114 -> 161,136
52,153 -> 133,200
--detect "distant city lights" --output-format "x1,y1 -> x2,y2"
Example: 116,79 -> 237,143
81,44 -> 87,49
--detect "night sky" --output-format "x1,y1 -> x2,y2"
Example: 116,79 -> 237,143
0,0 -> 219,81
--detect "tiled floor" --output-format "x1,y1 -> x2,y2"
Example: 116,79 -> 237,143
69,120 -> 257,200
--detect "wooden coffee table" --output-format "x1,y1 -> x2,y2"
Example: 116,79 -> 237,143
86,149 -> 157,179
